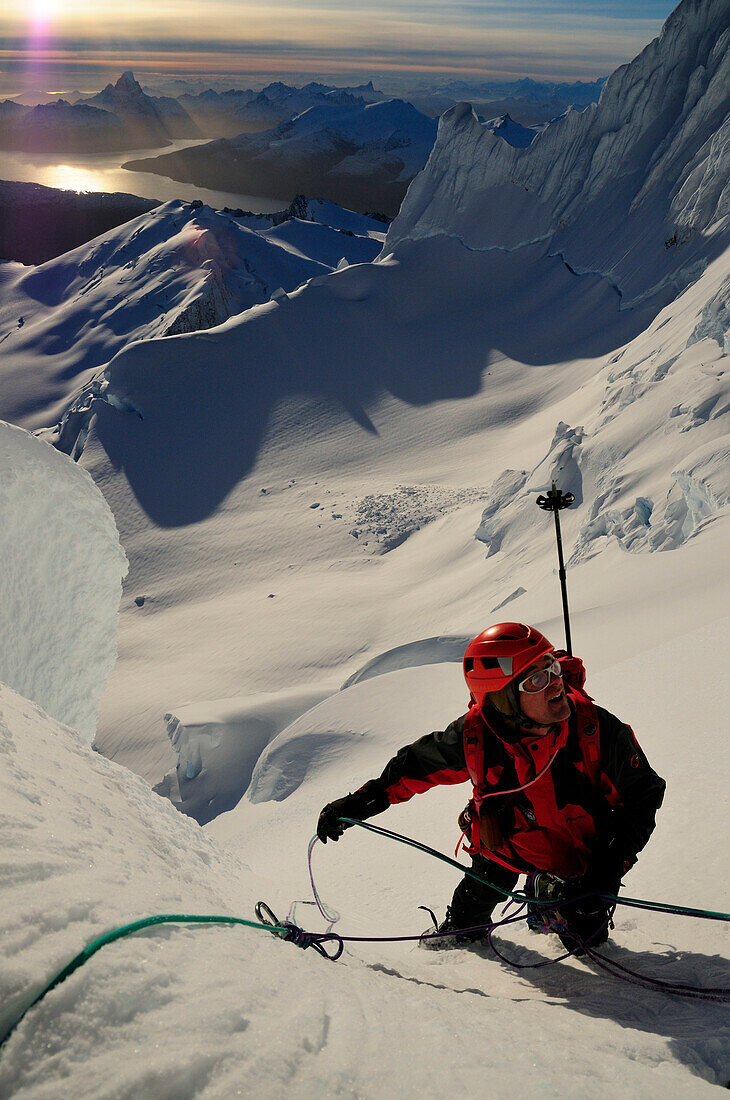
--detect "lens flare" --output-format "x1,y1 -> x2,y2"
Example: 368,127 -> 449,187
30,0 -> 56,30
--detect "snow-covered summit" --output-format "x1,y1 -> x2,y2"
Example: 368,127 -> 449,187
264,98 -> 437,178
388,0 -> 730,307
483,113 -> 539,149
0,197 -> 382,433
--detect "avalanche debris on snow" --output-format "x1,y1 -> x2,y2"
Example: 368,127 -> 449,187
350,484 -> 490,552
0,420 -> 127,743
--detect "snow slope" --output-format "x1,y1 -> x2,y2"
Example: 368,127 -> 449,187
0,0 -> 729,1093
80,216 -> 729,782
1,624 -> 727,1095
0,199 -> 381,433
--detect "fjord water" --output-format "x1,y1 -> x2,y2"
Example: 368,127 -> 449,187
0,139 -> 284,212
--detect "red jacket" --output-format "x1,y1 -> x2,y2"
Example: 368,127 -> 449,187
377,670 -> 665,879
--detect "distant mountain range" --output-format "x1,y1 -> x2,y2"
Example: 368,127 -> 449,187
0,99 -> 131,153
0,69 -> 606,218
178,81 -> 388,139
0,72 -> 607,155
0,72 -> 200,152
436,77 -> 606,106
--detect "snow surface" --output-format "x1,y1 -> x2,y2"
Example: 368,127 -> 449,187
0,420 -> 127,744
156,687 -> 330,824
1,0 -> 729,1093
257,99 -> 438,180
1,625 -> 728,1095
81,196 -> 729,783
483,113 -> 540,149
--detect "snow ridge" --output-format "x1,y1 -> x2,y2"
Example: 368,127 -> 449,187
387,0 -> 730,307
0,197 -> 384,441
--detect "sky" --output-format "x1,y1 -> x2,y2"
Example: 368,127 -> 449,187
1,0 -> 678,95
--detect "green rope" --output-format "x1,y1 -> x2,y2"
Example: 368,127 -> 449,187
1,914 -> 284,1052
343,818 -> 730,921
4,823 -> 728,1053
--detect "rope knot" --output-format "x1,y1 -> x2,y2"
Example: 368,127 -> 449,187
281,922 -> 344,961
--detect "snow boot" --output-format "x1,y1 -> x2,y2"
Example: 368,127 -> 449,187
525,872 -> 612,955
418,906 -> 490,950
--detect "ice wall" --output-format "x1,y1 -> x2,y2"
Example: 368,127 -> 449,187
0,420 -> 127,743
386,0 -> 730,307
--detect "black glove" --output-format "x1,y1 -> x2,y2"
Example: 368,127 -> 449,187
316,779 -> 389,843
579,836 -> 633,901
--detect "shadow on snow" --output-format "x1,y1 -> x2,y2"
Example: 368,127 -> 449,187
94,236 -> 661,527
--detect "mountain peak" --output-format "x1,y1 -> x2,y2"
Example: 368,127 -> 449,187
116,71 -> 141,93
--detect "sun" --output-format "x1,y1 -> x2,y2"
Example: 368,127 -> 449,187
29,0 -> 58,27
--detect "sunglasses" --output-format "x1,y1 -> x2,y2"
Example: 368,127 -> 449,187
517,658 -> 563,694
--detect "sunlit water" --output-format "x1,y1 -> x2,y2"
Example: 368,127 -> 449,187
0,140 -> 284,213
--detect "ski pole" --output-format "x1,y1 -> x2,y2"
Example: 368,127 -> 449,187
536,481 -> 575,655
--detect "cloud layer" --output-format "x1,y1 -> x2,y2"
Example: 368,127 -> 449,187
1,0 -> 675,84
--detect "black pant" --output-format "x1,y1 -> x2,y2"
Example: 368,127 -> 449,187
450,855 -> 519,928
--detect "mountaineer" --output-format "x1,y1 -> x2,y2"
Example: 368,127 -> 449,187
317,622 -> 666,952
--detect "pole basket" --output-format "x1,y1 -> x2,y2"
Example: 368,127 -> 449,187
536,482 -> 575,513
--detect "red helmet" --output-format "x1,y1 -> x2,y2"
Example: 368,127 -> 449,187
463,622 -> 554,706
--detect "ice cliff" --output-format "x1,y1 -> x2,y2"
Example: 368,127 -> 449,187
0,420 -> 127,743
387,0 -> 730,308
